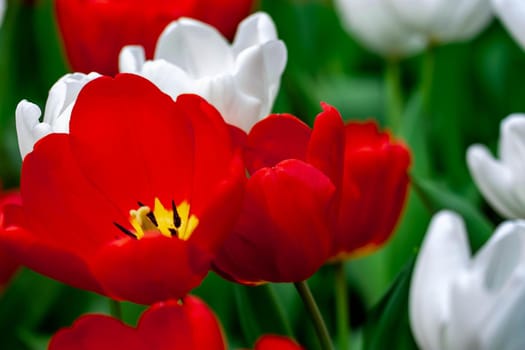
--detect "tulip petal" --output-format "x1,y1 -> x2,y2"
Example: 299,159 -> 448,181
49,315 -> 146,350
409,211 -> 471,350
493,0 -> 525,51
467,144 -> 524,218
232,12 -> 279,54
154,18 -> 234,78
69,74 -> 195,217
214,159 -> 335,284
119,45 -> 146,73
93,237 -> 212,305
139,297 -> 225,350
244,114 -> 311,173
254,335 -> 304,350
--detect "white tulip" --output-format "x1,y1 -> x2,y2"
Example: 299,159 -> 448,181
493,0 -> 525,51
410,211 -> 525,350
334,0 -> 426,57
119,12 -> 287,132
0,0 -> 5,27
387,0 -> 493,43
16,72 -> 100,159
467,114 -> 525,219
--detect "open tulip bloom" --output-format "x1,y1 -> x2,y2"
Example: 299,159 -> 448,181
467,114 -> 525,219
410,211 -> 525,350
4,74 -> 245,305
213,103 -> 410,284
119,12 -> 287,132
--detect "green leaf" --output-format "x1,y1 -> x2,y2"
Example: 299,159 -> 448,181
362,258 -> 418,350
234,283 -> 293,346
411,176 -> 493,251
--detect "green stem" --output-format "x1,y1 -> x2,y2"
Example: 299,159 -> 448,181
109,299 -> 123,321
335,262 -> 349,350
294,281 -> 333,350
420,46 -> 435,112
385,58 -> 403,132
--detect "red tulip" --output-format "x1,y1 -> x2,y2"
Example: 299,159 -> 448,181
49,295 -> 226,350
253,335 -> 304,350
1,74 -> 245,304
213,103 -> 410,284
0,189 -> 21,289
54,0 -> 254,75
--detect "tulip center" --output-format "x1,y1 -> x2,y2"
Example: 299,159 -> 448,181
114,198 -> 199,240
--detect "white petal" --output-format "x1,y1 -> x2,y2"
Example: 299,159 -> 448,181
154,18 -> 234,78
233,40 -> 286,128
140,60 -> 198,99
409,211 -> 471,350
119,45 -> 146,73
499,114 -> 525,170
467,144 -> 525,219
447,221 -> 525,349
493,0 -> 525,51
232,12 -> 278,55
16,101 -> 49,159
335,0 -> 426,57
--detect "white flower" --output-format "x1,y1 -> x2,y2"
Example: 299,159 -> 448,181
492,0 -> 525,51
467,114 -> 525,219
16,72 -> 100,159
119,12 -> 287,132
387,0 -> 493,43
0,0 -> 5,27
410,211 -> 525,350
334,0 -> 426,57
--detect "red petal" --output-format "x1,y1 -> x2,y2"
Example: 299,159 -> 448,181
175,94 -> 239,216
214,159 -> 335,284
139,296 -> 225,350
254,335 -> 304,350
69,74 -> 195,219
50,296 -> 225,350
333,122 -> 410,256
244,114 -> 311,174
49,315 -> 146,350
307,102 -> 346,193
92,236 -> 213,304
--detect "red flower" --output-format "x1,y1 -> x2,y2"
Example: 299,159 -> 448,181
1,74 -> 245,304
253,335 -> 304,350
55,0 -> 254,75
213,103 -> 410,284
0,189 -> 21,289
49,295 -> 226,350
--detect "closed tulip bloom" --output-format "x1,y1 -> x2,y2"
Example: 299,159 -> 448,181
120,12 -> 287,132
55,0 -> 254,75
410,211 -> 525,350
3,74 -> 245,304
213,103 -> 410,284
49,296 -> 226,350
334,0 -> 426,57
388,0 -> 493,43
493,0 -> 525,51
467,114 -> 525,219
16,72 -> 100,159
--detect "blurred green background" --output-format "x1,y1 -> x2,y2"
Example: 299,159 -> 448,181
0,0 -> 522,349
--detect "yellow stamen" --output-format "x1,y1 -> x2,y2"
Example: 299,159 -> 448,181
128,198 -> 199,240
